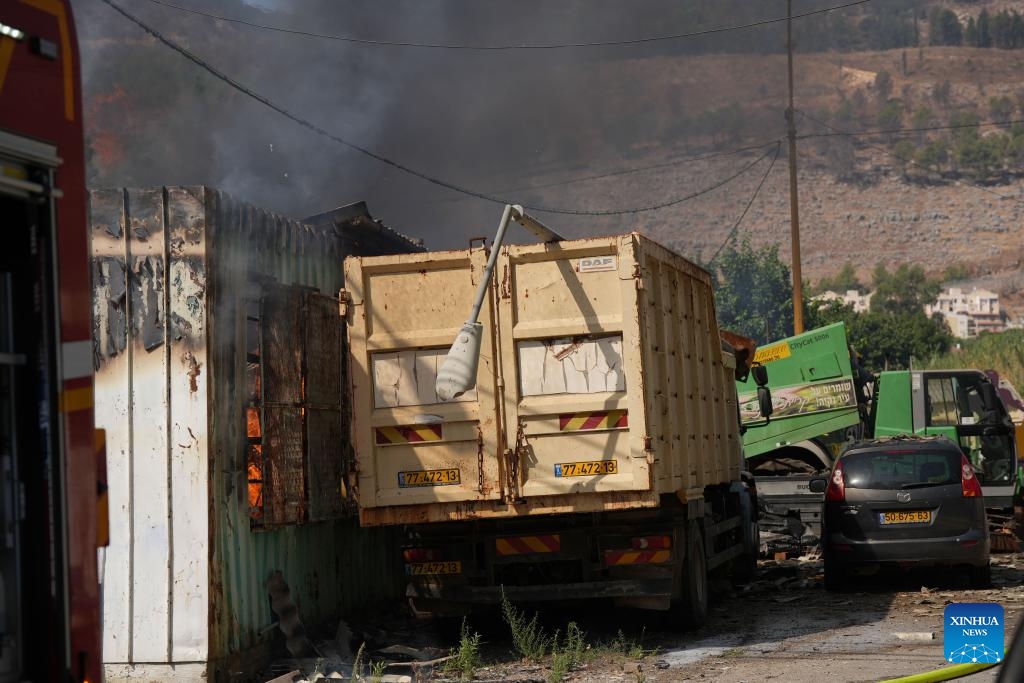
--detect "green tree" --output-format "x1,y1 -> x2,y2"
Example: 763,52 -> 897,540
956,134 -> 1004,180
965,17 -> 978,47
942,264 -> 972,282
816,262 -> 865,294
929,8 -> 964,46
877,99 -> 904,129
808,303 -> 951,370
977,10 -> 993,48
872,263 -> 942,316
912,106 -> 934,129
710,237 -> 794,343
893,139 -> 917,173
950,110 -> 981,143
916,137 -> 949,171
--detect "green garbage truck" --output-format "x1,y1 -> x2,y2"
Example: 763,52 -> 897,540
737,322 -> 1021,548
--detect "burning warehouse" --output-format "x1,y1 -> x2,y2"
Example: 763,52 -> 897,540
90,187 -> 423,680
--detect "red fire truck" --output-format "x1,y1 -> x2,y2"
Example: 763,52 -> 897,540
0,2 -> 103,681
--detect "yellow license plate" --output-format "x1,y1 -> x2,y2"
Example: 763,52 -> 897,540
407,561 -> 462,576
879,510 -> 932,525
555,460 -> 618,477
398,468 -> 460,487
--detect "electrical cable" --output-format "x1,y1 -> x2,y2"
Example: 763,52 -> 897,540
797,116 -> 1024,141
433,139 -> 785,206
142,0 -> 874,51
708,141 -> 783,264
523,142 -> 782,215
99,0 -> 784,216
796,109 -> 1016,201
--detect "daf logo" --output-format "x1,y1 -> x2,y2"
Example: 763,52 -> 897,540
578,256 -> 616,273
897,491 -> 912,503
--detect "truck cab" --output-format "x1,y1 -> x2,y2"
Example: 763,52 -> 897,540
873,369 -> 1018,508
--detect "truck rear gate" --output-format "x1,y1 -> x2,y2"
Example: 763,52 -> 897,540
346,233 -> 742,526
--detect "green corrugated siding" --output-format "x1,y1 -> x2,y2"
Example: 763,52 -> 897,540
203,187 -> 405,663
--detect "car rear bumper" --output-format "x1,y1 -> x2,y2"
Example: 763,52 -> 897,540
824,528 -> 990,567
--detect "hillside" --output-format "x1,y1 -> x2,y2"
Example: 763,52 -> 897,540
76,1 -> 1024,317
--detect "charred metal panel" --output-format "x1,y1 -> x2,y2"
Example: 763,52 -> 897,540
261,287 -> 302,406
306,408 -> 345,520
305,293 -> 346,521
262,406 -> 305,525
305,293 -> 342,408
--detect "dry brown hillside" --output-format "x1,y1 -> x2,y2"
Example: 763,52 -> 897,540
500,46 -> 1024,319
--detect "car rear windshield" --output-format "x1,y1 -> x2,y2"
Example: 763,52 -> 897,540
841,448 -> 961,490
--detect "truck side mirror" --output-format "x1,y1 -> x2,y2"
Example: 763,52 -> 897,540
751,364 -> 769,387
808,477 -> 828,494
757,386 -> 773,418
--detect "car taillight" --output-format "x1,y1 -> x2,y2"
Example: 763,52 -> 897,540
825,461 -> 846,502
961,455 -> 983,498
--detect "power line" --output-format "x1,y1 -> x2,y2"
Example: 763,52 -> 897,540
524,143 -> 782,215
99,0 -> 783,216
709,141 -> 783,264
142,0 -> 873,50
795,109 -> 1016,201
433,139 -> 785,206
797,116 -> 1024,141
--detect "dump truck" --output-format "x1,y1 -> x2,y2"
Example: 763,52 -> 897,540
737,322 -> 1022,546
344,206 -> 770,625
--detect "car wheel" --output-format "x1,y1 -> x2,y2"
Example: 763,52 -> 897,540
969,563 -> 992,589
823,552 -> 848,592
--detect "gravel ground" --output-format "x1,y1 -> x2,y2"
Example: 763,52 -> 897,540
263,552 -> 1024,683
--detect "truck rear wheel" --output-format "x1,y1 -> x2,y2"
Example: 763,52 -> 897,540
675,519 -> 708,628
732,489 -> 759,583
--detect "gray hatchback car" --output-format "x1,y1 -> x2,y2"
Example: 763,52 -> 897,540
810,435 -> 990,591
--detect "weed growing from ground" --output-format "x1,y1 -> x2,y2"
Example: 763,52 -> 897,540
349,642 -> 366,683
548,621 -> 588,683
500,588 -> 550,661
442,618 -> 483,681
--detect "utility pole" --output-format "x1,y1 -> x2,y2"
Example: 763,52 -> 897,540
786,0 -> 804,334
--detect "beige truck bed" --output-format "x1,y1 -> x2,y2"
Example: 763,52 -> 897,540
345,233 -> 742,526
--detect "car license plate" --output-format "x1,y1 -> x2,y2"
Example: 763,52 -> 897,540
398,468 -> 460,487
879,510 -> 932,525
554,460 -> 618,477
407,561 -> 461,576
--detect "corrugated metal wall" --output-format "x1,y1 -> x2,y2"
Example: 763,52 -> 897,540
201,188 -> 405,663
91,187 -> 212,666
91,187 -> 405,674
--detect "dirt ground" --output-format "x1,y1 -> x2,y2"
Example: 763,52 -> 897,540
263,552 -> 1024,683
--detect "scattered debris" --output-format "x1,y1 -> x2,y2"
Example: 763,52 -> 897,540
266,571 -> 313,658
892,632 -> 935,641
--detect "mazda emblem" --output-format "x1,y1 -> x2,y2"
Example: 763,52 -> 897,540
897,491 -> 912,503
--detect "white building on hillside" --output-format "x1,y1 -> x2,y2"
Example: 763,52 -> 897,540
927,287 -> 1004,338
813,289 -> 873,313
